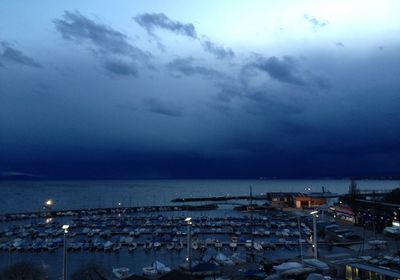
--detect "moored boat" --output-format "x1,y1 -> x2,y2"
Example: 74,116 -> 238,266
112,267 -> 133,279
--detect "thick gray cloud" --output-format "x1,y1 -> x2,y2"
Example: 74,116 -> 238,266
104,59 -> 139,77
54,11 -> 150,76
0,41 -> 42,68
54,11 -> 142,57
253,56 -> 306,86
304,14 -> 328,31
213,74 -> 306,117
134,13 -> 197,38
311,75 -> 330,89
134,13 -> 235,60
201,39 -> 235,59
214,81 -> 243,103
166,57 -> 227,79
209,53 -> 331,117
143,97 -> 182,117
2,4 -> 400,179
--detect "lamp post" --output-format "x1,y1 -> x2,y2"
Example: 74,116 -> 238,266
185,217 -> 192,271
297,216 -> 303,264
310,211 -> 318,259
43,199 -> 53,216
62,225 -> 69,280
45,199 -> 53,208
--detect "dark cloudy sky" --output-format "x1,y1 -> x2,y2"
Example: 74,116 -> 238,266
1,0 -> 400,179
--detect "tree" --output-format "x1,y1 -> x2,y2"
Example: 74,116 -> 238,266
347,179 -> 359,205
0,261 -> 47,280
384,188 -> 400,204
349,179 -> 358,196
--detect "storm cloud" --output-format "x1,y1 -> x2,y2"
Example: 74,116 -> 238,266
0,41 -> 42,68
143,97 -> 183,117
134,13 -> 235,60
253,56 -> 307,86
166,57 -> 227,79
201,39 -> 235,59
104,59 -> 139,77
54,11 -> 150,76
134,13 -> 197,38
2,1 -> 400,179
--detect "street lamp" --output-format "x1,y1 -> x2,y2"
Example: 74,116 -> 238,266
43,199 -> 53,210
297,216 -> 304,264
62,225 -> 69,280
185,217 -> 192,271
310,210 -> 318,259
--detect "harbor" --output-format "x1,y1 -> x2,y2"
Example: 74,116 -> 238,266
1,181 -> 400,279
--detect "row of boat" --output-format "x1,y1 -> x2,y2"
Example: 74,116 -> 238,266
1,208 -> 301,223
0,205 -> 220,223
1,215 -> 311,239
0,234 -> 308,253
1,225 -> 308,239
0,212 -> 313,259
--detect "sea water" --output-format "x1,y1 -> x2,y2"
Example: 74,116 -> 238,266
1,179 -> 399,213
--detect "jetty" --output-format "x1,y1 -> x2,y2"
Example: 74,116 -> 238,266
171,194 -> 267,203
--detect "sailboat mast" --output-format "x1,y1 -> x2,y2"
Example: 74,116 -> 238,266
250,185 -> 254,262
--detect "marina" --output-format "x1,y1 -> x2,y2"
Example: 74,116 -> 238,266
1,179 -> 400,279
0,205 -> 317,252
1,207 -> 321,278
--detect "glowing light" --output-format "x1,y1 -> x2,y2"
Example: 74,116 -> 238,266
62,224 -> 70,233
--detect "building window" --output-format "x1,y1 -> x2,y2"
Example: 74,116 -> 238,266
346,265 -> 352,280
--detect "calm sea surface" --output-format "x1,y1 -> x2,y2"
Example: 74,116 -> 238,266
1,179 -> 399,213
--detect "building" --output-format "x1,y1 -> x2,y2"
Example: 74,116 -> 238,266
294,194 -> 327,209
345,198 -> 400,232
339,189 -> 400,232
266,192 -> 328,209
346,263 -> 400,280
329,204 -> 355,223
266,192 -> 298,208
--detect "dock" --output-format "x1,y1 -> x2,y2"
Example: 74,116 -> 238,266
171,195 -> 267,203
